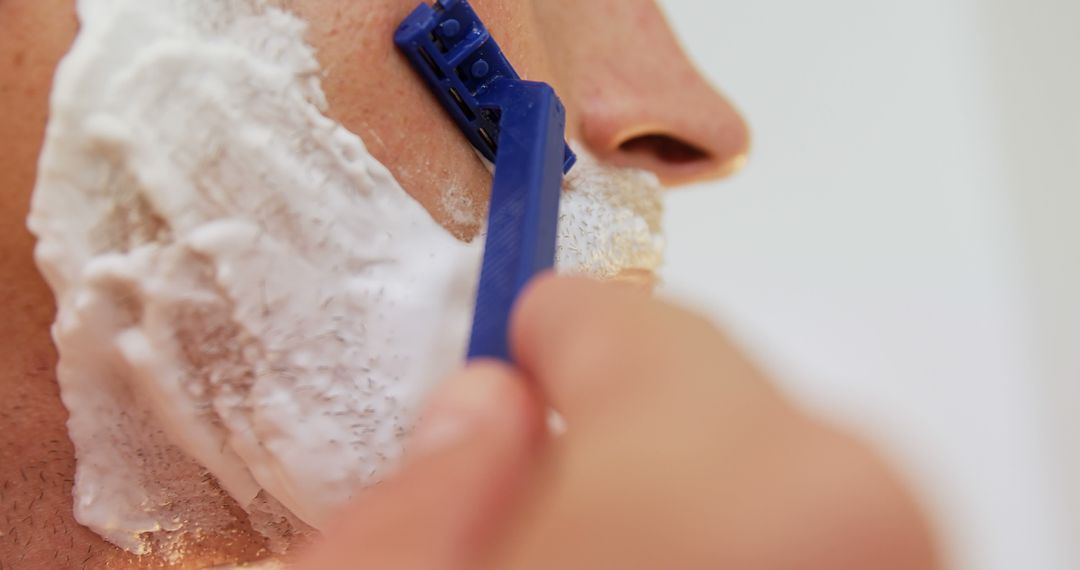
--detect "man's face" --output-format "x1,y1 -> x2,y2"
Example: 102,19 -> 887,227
0,0 -> 747,567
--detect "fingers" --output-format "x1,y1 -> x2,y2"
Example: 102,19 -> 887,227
296,361 -> 545,570
510,274 -> 725,423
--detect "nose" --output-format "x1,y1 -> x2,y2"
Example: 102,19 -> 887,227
580,71 -> 750,186
536,0 -> 750,186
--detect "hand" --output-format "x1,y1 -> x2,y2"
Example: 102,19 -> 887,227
298,275 -> 938,570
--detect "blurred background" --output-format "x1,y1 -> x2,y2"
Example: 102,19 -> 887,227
657,0 -> 1078,568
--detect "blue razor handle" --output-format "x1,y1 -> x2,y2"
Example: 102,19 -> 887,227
396,0 -> 577,362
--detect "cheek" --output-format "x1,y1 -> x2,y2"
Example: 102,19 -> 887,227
286,0 -> 567,241
285,1 -> 475,239
286,0 -> 490,240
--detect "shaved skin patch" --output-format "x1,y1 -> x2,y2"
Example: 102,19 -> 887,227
27,0 -> 664,563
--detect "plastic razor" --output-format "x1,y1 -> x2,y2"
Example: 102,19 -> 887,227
395,0 -> 577,362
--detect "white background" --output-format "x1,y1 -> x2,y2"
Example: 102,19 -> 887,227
658,0 -> 1079,568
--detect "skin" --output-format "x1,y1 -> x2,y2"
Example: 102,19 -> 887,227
0,0 -> 934,569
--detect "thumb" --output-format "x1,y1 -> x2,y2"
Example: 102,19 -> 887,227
297,361 -> 545,570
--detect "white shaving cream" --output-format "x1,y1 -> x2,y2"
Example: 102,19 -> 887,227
28,0 -> 663,557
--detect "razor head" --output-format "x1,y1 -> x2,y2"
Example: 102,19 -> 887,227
394,0 -> 577,173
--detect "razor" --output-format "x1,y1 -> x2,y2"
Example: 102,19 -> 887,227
395,0 -> 577,362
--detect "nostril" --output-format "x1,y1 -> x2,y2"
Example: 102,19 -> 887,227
618,134 -> 710,165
